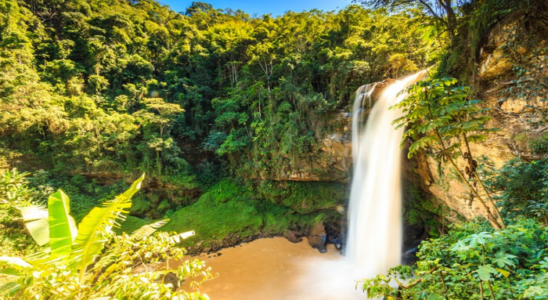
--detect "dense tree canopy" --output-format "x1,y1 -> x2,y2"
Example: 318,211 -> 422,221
0,0 -> 439,184
355,0 -> 467,40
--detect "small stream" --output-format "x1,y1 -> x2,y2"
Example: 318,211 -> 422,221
191,237 -> 366,300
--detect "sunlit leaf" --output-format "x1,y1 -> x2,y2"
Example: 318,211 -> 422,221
476,265 -> 497,281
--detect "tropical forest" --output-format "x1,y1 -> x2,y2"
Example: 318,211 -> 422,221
0,0 -> 547,299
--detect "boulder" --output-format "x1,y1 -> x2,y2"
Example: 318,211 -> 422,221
283,230 -> 303,243
307,222 -> 327,253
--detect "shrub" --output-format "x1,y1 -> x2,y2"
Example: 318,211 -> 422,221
360,219 -> 548,299
529,133 -> 548,155
487,159 -> 548,222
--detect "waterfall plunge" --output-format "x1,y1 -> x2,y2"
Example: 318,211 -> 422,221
345,71 -> 428,276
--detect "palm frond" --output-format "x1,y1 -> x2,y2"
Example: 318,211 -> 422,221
0,256 -> 32,268
129,219 -> 170,240
19,205 -> 49,246
69,174 -> 145,281
48,190 -> 78,259
0,258 -> 30,297
0,282 -> 21,297
168,230 -> 195,244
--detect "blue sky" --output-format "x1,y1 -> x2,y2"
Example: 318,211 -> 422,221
159,0 -> 353,17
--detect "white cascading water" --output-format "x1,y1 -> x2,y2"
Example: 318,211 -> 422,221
345,70 -> 428,276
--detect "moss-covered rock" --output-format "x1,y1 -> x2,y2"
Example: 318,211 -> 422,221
256,180 -> 347,214
161,179 -> 321,250
119,179 -> 345,253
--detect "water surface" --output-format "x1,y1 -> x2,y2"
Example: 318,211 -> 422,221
194,237 -> 366,300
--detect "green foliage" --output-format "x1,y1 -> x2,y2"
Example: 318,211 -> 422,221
393,77 -> 492,159
128,219 -> 170,240
160,179 -> 328,248
256,181 -> 346,214
47,190 -> 78,259
485,159 -> 548,224
0,0 -> 443,224
529,133 -> 548,155
35,173 -> 132,222
0,169 -> 34,206
115,215 -> 158,236
440,0 -> 548,86
0,174 -> 212,300
0,0 -> 439,188
356,0 -> 460,42
0,205 -> 38,257
393,76 -> 504,228
361,219 -> 548,299
129,196 -> 153,216
0,169 -> 52,248
402,183 -> 455,237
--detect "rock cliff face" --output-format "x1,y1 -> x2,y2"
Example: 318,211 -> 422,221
259,129 -> 353,182
408,19 -> 548,222
264,80 -> 399,183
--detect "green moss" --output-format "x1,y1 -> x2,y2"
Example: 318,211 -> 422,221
514,132 -> 528,143
158,199 -> 171,212
256,181 -> 346,214
112,179 -> 343,248
160,179 -> 324,247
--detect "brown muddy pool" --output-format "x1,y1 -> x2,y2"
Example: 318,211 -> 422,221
188,237 -> 368,300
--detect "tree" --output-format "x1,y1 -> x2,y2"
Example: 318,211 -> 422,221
134,98 -> 185,175
354,0 -> 472,42
0,0 -> 439,215
185,2 -> 214,16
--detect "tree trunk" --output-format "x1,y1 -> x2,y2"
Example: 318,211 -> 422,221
442,0 -> 457,42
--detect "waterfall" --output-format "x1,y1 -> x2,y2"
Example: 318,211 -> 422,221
345,71 -> 428,276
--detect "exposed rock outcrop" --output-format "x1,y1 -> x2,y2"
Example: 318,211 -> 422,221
263,79 -> 400,183
259,121 -> 352,182
307,222 -> 327,253
409,18 -> 548,223
283,230 -> 303,243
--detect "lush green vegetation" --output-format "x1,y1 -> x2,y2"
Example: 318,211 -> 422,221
361,49 -> 548,300
0,0 -> 547,299
0,0 -> 437,182
393,76 -> 503,229
0,0 -> 438,242
362,76 -> 548,297
486,159 -> 548,224
118,179 -> 343,250
162,180 -> 322,248
0,174 -> 212,299
0,169 -> 41,256
362,219 -> 548,299
357,0 -> 548,293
